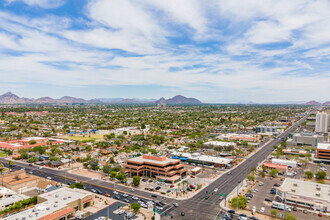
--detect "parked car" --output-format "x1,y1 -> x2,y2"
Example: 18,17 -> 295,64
227,172 -> 232,175
274,183 -> 280,187
173,203 -> 179,207
258,182 -> 264,186
227,210 -> 235,214
105,193 -> 111,197
91,189 -> 97,193
155,186 -> 161,190
181,212 -> 185,216
113,191 -> 119,194
152,194 -> 157,198
260,207 -> 265,213
122,194 -> 128,197
170,185 -> 174,188
123,199 -> 129,203
132,196 -> 138,200
190,176 -> 195,178
47,176 -> 52,180
115,195 -> 120,200
265,198 -> 272,202
118,210 -> 125,215
159,201 -> 166,206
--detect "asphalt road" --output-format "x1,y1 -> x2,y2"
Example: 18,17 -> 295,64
0,112 -> 310,220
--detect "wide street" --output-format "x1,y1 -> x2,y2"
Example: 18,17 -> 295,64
0,113 -> 310,220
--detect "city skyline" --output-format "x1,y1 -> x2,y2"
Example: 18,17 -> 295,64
0,0 -> 330,103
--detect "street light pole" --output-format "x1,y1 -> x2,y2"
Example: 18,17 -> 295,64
237,180 -> 241,212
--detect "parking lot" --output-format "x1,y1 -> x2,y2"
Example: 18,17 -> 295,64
134,166 -> 222,198
246,176 -> 328,220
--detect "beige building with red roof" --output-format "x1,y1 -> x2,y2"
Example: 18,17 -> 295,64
0,170 -> 42,192
124,155 -> 187,184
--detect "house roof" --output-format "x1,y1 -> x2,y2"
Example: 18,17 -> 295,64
37,180 -> 56,189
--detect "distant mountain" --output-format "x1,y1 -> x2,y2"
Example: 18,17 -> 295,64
0,92 -> 20,104
323,101 -> 330,105
0,92 -> 100,104
303,100 -> 322,105
155,95 -> 202,104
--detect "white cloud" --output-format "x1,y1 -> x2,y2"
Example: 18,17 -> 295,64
0,0 -> 329,102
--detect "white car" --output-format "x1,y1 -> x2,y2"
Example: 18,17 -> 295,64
214,188 -> 218,192
130,188 -> 135,191
260,207 -> 265,213
259,182 -> 264,186
132,196 -> 139,200
47,177 -> 52,180
122,194 -> 128,197
113,191 -> 119,194
118,210 -> 125,215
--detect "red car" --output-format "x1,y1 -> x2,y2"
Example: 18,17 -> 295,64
318,213 -> 322,217
190,176 -> 195,178
105,193 -> 111,197
170,185 -> 174,188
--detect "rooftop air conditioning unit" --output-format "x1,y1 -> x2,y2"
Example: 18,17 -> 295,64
291,189 -> 295,192
293,184 -> 298,187
315,193 -> 320,197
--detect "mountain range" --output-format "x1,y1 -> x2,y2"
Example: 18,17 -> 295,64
0,92 -> 202,104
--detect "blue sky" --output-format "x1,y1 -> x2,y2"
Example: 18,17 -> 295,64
0,0 -> 329,103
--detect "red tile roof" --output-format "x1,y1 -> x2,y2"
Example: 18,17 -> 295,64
37,207 -> 75,220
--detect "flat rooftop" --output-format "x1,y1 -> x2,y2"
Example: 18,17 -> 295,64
204,141 -> 236,146
127,155 -> 180,165
280,178 -> 330,203
3,187 -> 93,220
173,152 -> 233,164
317,143 -> 330,150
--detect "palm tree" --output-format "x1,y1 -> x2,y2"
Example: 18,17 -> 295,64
8,160 -> 14,171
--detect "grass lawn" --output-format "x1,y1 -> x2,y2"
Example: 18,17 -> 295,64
61,134 -> 104,141
0,151 -> 8,157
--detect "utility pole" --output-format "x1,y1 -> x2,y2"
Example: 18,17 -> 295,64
283,192 -> 286,219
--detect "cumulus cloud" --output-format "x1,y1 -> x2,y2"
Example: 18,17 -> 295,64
0,0 -> 329,102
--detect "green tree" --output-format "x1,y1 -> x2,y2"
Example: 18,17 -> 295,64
110,171 -> 117,178
259,171 -> 265,177
247,174 -> 255,182
69,182 -> 84,189
132,176 -> 141,186
0,163 -> 4,174
8,160 -> 14,170
269,169 -> 279,177
304,171 -> 313,179
102,164 -> 112,174
130,202 -> 141,213
230,195 -> 247,209
285,213 -> 297,220
28,156 -> 38,163
271,209 -> 278,217
315,171 -> 326,180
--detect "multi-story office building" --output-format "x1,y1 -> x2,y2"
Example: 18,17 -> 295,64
124,155 -> 187,184
315,112 -> 330,133
287,132 -> 324,147
316,143 -> 330,162
256,126 -> 277,133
